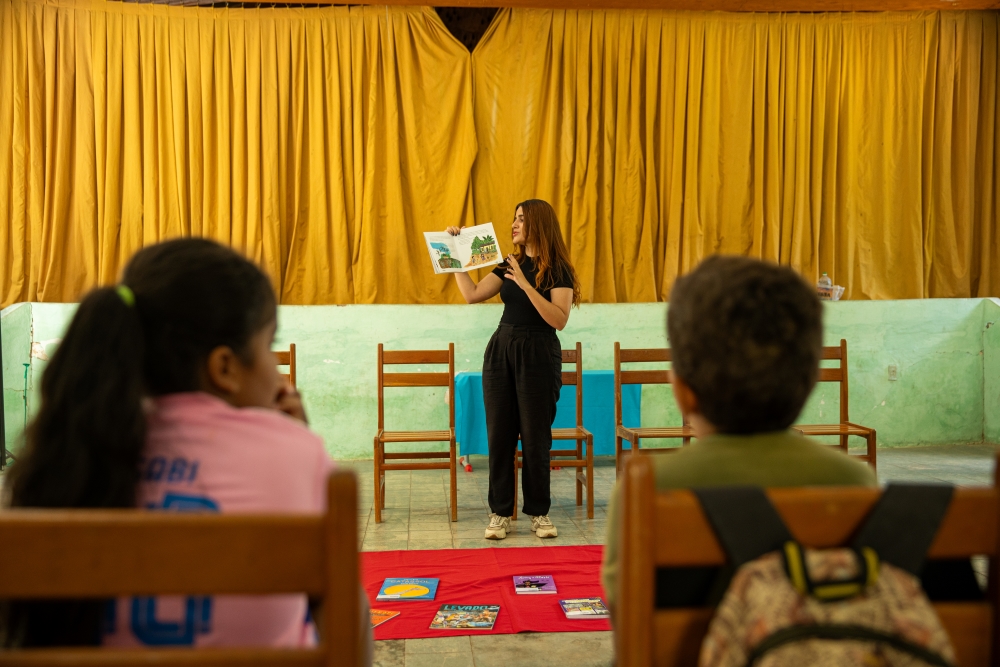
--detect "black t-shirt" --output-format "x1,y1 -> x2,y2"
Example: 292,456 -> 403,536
491,256 -> 574,328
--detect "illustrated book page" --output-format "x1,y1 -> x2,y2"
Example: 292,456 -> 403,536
424,223 -> 502,274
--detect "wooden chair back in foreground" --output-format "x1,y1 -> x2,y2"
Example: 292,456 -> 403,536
0,469 -> 361,667
792,338 -> 877,469
613,343 -> 694,476
513,342 -> 595,519
374,344 -> 457,522
617,454 -> 999,667
275,343 -> 297,389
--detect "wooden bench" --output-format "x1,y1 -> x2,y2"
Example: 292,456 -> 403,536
0,469 -> 362,666
614,344 -> 694,476
617,454 -> 999,667
792,339 -> 877,469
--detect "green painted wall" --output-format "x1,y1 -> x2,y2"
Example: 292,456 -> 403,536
3,299 -> 996,460
1,303 -> 32,454
984,299 -> 1000,444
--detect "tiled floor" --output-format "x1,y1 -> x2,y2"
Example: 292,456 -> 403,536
345,443 -> 999,667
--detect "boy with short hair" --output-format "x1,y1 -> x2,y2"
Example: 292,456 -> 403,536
601,255 -> 876,609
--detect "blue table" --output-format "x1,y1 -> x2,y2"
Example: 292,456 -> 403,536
454,370 -> 641,457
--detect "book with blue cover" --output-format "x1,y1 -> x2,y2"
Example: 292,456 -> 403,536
376,578 -> 440,601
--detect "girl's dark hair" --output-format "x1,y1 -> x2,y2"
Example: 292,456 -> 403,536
1,238 -> 276,647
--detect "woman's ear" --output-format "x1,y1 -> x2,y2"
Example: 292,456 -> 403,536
204,345 -> 242,396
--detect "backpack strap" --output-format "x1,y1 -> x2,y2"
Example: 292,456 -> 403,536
693,487 -> 793,567
851,484 -> 954,576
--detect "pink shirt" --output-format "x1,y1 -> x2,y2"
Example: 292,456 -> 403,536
104,392 -> 332,647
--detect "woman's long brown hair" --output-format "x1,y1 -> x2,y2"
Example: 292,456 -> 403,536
512,199 -> 581,306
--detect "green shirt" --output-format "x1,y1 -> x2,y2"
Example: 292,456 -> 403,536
600,430 -> 877,606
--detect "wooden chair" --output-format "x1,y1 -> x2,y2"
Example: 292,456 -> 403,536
276,343 -> 297,388
374,344 -> 457,523
614,343 -> 694,476
0,470 -> 362,666
513,342 -> 595,520
617,454 -> 999,667
792,339 -> 877,469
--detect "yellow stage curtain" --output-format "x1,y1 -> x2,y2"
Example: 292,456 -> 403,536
0,0 -> 477,306
472,10 -> 1000,301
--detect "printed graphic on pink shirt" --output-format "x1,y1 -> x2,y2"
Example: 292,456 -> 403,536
103,392 -> 330,648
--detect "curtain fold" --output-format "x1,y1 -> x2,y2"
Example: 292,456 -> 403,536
0,0 -> 478,306
472,9 -> 1000,301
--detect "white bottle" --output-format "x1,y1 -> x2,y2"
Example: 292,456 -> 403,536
817,273 -> 833,300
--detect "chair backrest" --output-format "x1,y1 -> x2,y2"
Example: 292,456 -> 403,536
0,469 -> 360,666
617,454 -> 1000,667
276,343 -> 297,388
562,342 -> 584,428
377,344 -> 455,431
614,343 -> 673,426
816,338 -> 849,423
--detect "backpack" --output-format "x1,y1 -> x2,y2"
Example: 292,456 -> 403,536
695,485 -> 958,667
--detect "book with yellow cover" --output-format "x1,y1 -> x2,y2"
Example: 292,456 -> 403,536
376,578 -> 439,601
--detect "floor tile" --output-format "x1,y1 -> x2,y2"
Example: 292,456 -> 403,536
470,631 -> 612,667
405,654 -> 476,667
405,636 -> 473,655
373,639 -> 405,667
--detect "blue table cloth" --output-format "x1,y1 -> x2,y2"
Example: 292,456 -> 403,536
454,370 -> 641,457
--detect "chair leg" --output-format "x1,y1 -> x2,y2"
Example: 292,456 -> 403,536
575,439 -> 583,507
373,437 -> 382,524
450,438 -> 458,522
868,431 -> 877,471
379,442 -> 386,511
512,449 -> 519,521
586,435 -> 594,520
615,436 -> 623,478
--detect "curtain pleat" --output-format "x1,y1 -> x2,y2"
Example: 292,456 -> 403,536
472,9 -> 1000,301
0,0 -> 478,306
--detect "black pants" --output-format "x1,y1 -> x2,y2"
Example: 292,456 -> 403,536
483,324 -> 562,517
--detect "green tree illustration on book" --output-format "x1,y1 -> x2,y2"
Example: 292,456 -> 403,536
465,235 -> 498,268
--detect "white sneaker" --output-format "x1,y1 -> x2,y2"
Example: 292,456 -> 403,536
485,513 -> 511,540
529,515 -> 558,538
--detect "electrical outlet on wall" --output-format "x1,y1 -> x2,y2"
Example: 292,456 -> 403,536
888,364 -> 898,381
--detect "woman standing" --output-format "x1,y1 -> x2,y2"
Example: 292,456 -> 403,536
447,200 -> 581,540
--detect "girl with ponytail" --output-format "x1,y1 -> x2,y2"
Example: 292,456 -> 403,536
2,239 -> 369,659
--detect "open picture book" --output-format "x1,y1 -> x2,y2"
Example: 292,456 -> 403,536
424,223 -> 502,274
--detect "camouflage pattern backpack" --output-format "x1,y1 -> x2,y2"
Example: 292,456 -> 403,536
693,486 -> 959,667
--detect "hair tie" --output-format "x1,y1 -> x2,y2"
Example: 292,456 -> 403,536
116,285 -> 135,307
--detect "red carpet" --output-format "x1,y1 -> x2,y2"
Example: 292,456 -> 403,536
362,545 -> 610,639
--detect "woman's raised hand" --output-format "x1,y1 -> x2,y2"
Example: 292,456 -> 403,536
503,254 -> 530,291
446,226 -> 462,236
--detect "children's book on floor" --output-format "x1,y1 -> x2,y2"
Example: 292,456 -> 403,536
559,598 -> 610,619
370,610 -> 400,628
513,575 -> 556,594
376,578 -> 440,601
429,605 -> 500,630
